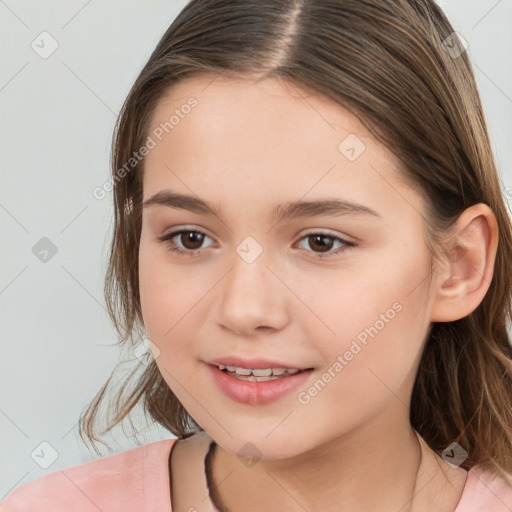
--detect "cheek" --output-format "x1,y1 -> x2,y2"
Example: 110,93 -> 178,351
295,300 -> 426,435
138,256 -> 194,392
138,244 -> 166,336
138,244 -> 188,343
138,242 -> 212,369
306,250 -> 431,388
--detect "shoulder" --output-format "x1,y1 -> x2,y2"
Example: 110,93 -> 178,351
0,438 -> 176,512
456,465 -> 512,512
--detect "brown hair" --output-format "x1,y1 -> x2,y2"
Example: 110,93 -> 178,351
79,0 -> 512,482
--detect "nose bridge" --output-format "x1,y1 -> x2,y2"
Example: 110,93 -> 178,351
216,236 -> 289,333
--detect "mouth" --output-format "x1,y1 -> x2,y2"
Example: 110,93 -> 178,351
206,363 -> 315,405
210,363 -> 314,382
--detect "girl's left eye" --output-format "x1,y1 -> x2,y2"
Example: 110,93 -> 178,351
295,232 -> 355,257
157,229 -> 355,259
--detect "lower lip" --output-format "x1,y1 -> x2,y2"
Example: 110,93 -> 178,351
206,364 -> 314,405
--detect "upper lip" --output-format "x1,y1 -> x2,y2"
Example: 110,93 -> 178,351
207,356 -> 313,370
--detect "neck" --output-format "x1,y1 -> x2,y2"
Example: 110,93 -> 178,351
208,414 -> 426,512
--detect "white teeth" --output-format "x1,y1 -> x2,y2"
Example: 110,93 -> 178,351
235,367 -> 252,376
251,368 -> 272,377
218,365 -> 302,376
247,375 -> 279,382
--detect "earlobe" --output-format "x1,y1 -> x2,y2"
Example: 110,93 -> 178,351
430,203 -> 498,323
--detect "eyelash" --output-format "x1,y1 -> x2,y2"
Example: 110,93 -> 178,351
156,229 -> 355,259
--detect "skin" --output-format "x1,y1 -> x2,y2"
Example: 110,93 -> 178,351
138,74 -> 498,512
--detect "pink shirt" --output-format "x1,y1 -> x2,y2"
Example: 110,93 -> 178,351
2,438 -> 512,511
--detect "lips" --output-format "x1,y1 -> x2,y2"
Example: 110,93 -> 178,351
207,364 -> 315,405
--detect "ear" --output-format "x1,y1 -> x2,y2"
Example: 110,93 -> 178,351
430,203 -> 499,322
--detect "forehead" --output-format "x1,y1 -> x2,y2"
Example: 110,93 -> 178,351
148,73 -> 376,144
142,74 -> 422,219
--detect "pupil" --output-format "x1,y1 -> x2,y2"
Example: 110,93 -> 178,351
183,232 -> 203,249
309,235 -> 332,252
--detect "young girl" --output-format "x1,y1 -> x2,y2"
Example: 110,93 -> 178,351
3,0 -> 512,510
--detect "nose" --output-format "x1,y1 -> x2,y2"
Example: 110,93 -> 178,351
215,249 -> 290,337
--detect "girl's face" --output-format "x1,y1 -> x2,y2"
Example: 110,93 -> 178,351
139,74 -> 438,458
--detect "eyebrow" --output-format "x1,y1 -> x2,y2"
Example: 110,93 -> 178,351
142,190 -> 380,221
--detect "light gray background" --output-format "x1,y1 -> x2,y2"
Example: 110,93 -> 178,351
1,0 -> 511,499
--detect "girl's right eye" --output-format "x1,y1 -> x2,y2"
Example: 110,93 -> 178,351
157,229 -> 216,258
